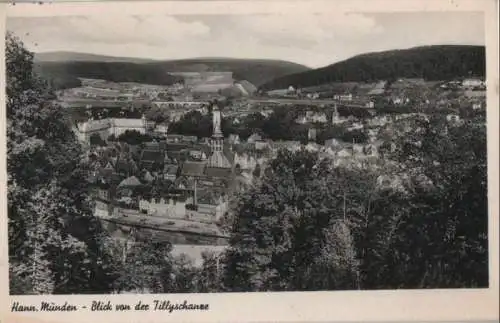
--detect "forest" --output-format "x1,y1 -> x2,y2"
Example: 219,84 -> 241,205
7,33 -> 488,294
260,45 -> 486,91
34,56 -> 310,90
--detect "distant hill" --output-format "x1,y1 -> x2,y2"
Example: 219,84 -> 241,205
33,52 -> 310,89
33,61 -> 183,89
34,51 -> 156,63
259,45 -> 486,91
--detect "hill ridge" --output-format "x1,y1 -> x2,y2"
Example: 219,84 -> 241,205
259,45 -> 486,91
34,53 -> 311,89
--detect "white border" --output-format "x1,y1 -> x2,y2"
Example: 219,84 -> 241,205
0,1 -> 498,322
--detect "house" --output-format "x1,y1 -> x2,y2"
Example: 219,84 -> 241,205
464,90 -> 486,98
446,114 -> 462,125
259,109 -> 274,118
333,93 -> 353,101
254,140 -> 269,150
267,88 -> 289,97
94,200 -> 111,218
154,123 -> 169,136
142,170 -> 155,183
140,150 -> 164,170
163,164 -> 179,182
305,142 -> 321,152
472,102 -> 483,110
118,175 -> 141,188
228,134 -> 240,144
462,78 -> 484,88
247,133 -> 263,143
116,175 -> 142,198
324,138 -> 342,149
180,161 -> 207,178
308,128 -> 317,142
363,143 -> 379,158
139,197 -> 187,219
367,81 -> 387,96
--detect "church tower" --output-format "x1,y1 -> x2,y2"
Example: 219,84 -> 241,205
332,103 -> 341,124
208,104 -> 231,168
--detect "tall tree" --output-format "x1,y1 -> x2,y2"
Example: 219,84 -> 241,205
7,32 -> 115,294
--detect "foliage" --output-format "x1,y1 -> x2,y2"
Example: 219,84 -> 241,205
223,149 -> 369,291
109,238 -> 173,293
316,125 -> 369,145
260,45 -> 485,91
367,115 -> 488,288
145,105 -> 170,123
89,133 -> 107,146
7,32 -> 115,294
35,61 -> 183,86
117,130 -> 153,146
36,57 -> 310,88
169,110 -> 213,139
222,111 -> 488,291
196,251 -> 223,292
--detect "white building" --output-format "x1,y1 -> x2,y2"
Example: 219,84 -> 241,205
462,78 -> 484,88
333,93 -> 353,101
75,116 -> 147,143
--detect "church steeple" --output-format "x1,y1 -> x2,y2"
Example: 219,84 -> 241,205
208,103 -> 231,169
212,104 -> 223,139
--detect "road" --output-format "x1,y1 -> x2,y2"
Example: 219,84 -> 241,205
248,97 -> 370,107
103,210 -> 226,238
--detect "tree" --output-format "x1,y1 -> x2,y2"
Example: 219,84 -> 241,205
252,164 -> 262,178
196,251 -> 223,292
7,32 -> 115,294
110,236 -> 173,293
223,149 -> 370,291
117,130 -> 152,146
89,133 -> 106,146
358,115 -> 488,288
168,254 -> 200,293
168,110 -> 212,139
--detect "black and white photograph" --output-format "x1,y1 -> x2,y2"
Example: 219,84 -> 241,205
4,0 -> 495,303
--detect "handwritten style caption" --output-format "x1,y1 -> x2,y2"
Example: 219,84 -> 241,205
11,300 -> 209,313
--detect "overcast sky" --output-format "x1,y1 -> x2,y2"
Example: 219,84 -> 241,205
7,11 -> 485,68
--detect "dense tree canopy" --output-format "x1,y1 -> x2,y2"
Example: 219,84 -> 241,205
7,32 -> 115,294
117,130 -> 153,146
260,45 -> 485,91
222,112 -> 488,290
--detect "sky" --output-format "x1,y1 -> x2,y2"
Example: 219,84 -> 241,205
7,11 -> 485,68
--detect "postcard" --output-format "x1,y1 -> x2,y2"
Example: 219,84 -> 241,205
0,0 -> 498,322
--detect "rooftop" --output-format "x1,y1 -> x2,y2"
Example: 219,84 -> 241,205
180,161 -> 207,177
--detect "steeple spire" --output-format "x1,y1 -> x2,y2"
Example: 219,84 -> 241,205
212,103 -> 223,138
208,103 -> 231,169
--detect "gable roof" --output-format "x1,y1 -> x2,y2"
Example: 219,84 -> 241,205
180,161 -> 207,177
164,164 -> 179,175
143,171 -> 155,182
208,152 -> 231,169
118,175 -> 142,188
141,150 -> 164,163
144,142 -> 161,151
205,166 -> 233,179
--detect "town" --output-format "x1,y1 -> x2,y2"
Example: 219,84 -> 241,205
60,72 -> 486,265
